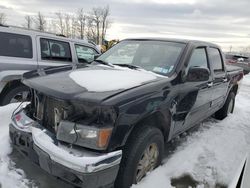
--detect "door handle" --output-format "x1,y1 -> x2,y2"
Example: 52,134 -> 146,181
207,82 -> 213,87
223,77 -> 227,82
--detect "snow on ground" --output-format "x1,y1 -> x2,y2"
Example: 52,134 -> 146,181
0,104 -> 35,188
134,74 -> 250,188
0,75 -> 250,188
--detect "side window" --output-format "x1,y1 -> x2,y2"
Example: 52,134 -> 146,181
208,48 -> 224,72
0,32 -> 32,58
188,48 -> 208,69
40,38 -> 72,62
75,44 -> 98,63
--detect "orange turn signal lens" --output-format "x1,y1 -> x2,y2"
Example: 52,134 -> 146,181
98,128 -> 113,148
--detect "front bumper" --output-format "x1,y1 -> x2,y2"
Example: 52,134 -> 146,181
9,111 -> 122,188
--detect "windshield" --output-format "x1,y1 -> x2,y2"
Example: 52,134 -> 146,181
97,40 -> 185,75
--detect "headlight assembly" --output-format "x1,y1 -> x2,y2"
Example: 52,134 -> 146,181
56,120 -> 113,150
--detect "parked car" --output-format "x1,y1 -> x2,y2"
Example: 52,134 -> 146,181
9,38 -> 243,188
225,54 -> 250,75
0,25 -> 100,105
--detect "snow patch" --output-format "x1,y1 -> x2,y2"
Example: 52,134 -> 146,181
69,69 -> 159,92
0,104 -> 34,188
133,74 -> 250,188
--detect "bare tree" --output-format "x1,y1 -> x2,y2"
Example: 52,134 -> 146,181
0,12 -> 7,25
34,12 -> 46,31
70,15 -> 78,38
47,19 -> 58,34
25,6 -> 112,40
77,8 -> 86,39
55,12 -> 65,35
24,15 -> 33,29
100,5 -> 111,44
86,17 -> 97,42
64,13 -> 71,37
89,6 -> 111,44
90,7 -> 103,44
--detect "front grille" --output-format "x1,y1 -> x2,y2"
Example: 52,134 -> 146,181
43,97 -> 72,132
32,91 -> 99,133
32,91 -> 76,132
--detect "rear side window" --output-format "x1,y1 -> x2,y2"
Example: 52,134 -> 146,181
75,44 -> 98,63
40,38 -> 72,62
0,32 -> 32,58
188,48 -> 208,69
209,48 -> 224,72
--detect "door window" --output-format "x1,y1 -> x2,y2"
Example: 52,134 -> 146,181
208,48 -> 224,72
0,32 -> 32,58
40,38 -> 72,62
188,48 -> 208,69
75,44 -> 98,63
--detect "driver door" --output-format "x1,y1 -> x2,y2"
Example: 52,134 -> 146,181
173,47 -> 214,134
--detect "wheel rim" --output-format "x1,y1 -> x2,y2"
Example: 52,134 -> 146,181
10,91 -> 30,103
136,143 -> 159,183
227,98 -> 234,114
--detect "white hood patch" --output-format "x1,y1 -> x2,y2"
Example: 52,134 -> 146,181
69,69 -> 158,92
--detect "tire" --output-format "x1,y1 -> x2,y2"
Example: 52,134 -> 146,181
215,92 -> 235,120
115,126 -> 164,188
1,85 -> 30,106
243,70 -> 249,75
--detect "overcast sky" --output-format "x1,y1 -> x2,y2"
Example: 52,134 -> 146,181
1,0 -> 250,51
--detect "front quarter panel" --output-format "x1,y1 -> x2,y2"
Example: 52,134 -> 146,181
106,77 -> 180,151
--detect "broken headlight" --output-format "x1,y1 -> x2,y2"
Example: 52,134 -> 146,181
56,121 -> 113,150
56,105 -> 117,150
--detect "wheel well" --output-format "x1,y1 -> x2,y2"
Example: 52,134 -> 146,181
124,111 -> 171,146
0,80 -> 24,103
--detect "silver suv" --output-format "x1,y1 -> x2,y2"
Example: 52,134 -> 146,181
0,25 -> 100,105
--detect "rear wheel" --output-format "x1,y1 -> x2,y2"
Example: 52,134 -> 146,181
115,126 -> 164,188
215,92 -> 235,120
1,85 -> 30,106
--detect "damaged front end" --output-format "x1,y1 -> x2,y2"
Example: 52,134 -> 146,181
26,89 -> 118,150
9,89 -> 122,188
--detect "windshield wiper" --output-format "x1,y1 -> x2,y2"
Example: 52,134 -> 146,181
94,59 -> 113,67
113,64 -> 141,70
94,60 -> 142,70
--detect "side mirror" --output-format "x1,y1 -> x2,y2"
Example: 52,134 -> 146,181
78,58 -> 89,64
187,67 -> 210,82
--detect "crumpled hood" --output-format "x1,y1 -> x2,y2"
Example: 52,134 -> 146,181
23,65 -> 164,103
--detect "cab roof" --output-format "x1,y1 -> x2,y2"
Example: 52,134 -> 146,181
123,37 -> 220,48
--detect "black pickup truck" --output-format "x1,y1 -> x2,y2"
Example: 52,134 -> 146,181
9,38 -> 243,188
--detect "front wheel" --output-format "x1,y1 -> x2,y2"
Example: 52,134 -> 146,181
215,92 -> 235,120
115,126 -> 164,188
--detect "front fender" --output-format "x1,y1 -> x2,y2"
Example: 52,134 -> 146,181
124,109 -> 172,143
0,70 -> 28,93
108,96 -> 172,151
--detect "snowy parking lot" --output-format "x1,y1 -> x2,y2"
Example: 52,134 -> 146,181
0,74 -> 250,188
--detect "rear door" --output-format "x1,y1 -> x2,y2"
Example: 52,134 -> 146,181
37,37 -> 74,68
208,47 -> 229,109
